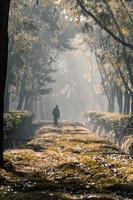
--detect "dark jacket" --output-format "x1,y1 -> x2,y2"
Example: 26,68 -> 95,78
52,107 -> 60,118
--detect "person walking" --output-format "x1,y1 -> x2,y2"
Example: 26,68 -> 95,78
52,105 -> 60,125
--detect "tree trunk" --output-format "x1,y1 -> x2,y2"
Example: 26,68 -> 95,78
109,85 -> 115,112
24,94 -> 29,110
94,51 -> 111,112
116,86 -> 123,113
17,87 -> 25,110
39,99 -> 44,120
24,92 -> 34,111
127,93 -> 130,114
33,98 -> 38,120
25,98 -> 32,111
130,94 -> 133,114
124,90 -> 130,114
17,71 -> 27,110
0,0 -> 11,166
4,82 -> 10,112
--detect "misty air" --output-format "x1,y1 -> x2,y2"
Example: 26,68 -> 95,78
0,0 -> 133,200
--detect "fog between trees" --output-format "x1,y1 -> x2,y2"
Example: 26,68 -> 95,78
6,0 -> 133,121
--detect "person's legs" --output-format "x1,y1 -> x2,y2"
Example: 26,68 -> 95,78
56,117 -> 58,125
54,116 -> 58,125
54,116 -> 56,125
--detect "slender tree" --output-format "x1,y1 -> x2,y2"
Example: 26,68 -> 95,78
0,0 -> 11,166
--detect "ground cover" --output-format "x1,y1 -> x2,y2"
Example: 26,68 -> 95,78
0,122 -> 133,200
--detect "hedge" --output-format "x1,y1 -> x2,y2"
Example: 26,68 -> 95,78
4,111 -> 34,149
84,112 -> 133,135
4,111 -> 33,131
84,112 -> 133,154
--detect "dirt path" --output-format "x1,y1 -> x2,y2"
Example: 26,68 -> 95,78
0,122 -> 133,200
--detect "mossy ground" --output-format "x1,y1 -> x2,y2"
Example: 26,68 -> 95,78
0,122 -> 133,200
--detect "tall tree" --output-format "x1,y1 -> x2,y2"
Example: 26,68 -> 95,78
0,0 -> 11,166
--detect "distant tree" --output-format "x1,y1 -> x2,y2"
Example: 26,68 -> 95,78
59,0 -> 133,113
6,0 -> 63,114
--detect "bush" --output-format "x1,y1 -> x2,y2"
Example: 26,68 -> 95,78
84,112 -> 133,135
84,112 -> 133,154
4,111 -> 34,149
4,111 -> 34,131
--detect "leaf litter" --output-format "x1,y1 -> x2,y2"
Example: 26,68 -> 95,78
0,122 -> 133,200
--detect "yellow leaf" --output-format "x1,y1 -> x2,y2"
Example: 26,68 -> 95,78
121,28 -> 129,36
